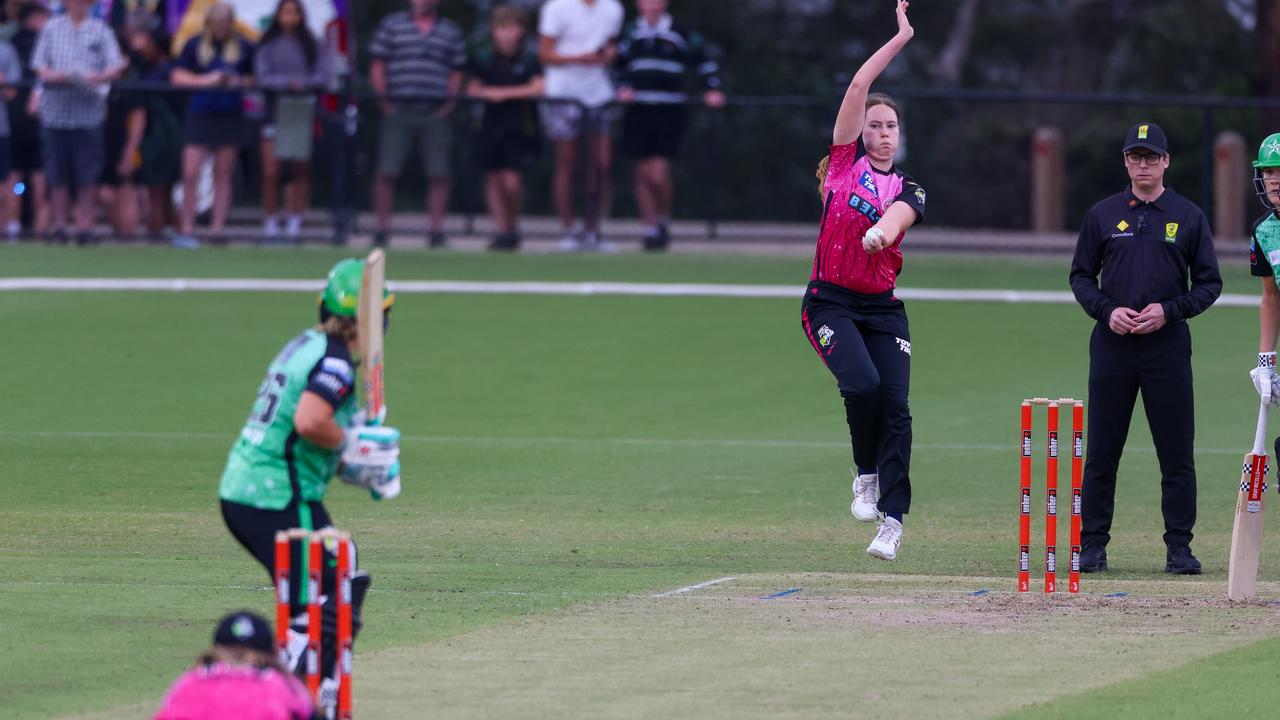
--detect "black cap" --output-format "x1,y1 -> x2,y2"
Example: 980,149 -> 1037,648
1123,123 -> 1168,155
213,611 -> 274,654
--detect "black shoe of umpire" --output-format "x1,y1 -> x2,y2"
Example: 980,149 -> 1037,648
1079,545 -> 1108,573
1165,545 -> 1202,575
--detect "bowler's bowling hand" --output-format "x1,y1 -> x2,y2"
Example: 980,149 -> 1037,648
862,227 -> 890,254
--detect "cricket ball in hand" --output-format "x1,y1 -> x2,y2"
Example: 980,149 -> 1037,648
862,228 -> 885,252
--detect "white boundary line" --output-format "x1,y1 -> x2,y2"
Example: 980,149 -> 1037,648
0,429 -> 1245,455
0,277 -> 1262,306
652,576 -> 738,598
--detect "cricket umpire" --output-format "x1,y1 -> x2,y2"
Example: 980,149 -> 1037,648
1068,122 -> 1222,575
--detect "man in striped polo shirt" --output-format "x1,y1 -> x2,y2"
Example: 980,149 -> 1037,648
616,0 -> 723,251
370,0 -> 466,248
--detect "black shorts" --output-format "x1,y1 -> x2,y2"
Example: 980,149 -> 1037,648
100,141 -> 136,187
474,128 -> 541,171
185,112 -> 246,149
10,117 -> 40,173
621,104 -> 687,159
0,137 -> 13,180
220,498 -> 352,615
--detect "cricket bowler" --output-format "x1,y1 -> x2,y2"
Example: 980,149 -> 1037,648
802,1 -> 926,561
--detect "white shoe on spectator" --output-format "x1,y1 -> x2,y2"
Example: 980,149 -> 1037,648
286,215 -> 302,239
557,230 -> 583,252
5,220 -> 19,241
263,215 -> 280,240
582,231 -> 616,254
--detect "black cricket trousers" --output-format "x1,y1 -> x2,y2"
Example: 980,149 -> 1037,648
1082,321 -> 1197,549
801,281 -> 913,515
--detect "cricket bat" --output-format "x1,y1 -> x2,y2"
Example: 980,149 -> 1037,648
357,249 -> 386,423
1227,401 -> 1270,601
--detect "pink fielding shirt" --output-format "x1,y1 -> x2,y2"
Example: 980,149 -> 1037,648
811,139 -> 925,294
153,663 -> 315,720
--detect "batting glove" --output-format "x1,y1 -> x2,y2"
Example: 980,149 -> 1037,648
1251,352 -> 1280,407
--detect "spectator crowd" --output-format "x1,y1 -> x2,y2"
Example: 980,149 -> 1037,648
0,0 -> 723,252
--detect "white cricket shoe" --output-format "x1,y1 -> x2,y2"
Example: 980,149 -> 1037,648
866,516 -> 902,561
850,470 -> 881,522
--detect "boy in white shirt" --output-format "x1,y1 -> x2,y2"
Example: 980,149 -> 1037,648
538,0 -> 624,251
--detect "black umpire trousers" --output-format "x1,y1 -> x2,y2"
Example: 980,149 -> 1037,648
1081,321 -> 1197,549
801,282 -> 913,514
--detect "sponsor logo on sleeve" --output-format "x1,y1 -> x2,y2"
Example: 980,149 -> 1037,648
914,187 -> 926,206
314,373 -> 347,396
322,357 -> 354,381
1268,249 -> 1280,268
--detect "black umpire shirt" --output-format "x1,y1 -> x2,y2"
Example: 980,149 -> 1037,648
1070,187 -> 1222,325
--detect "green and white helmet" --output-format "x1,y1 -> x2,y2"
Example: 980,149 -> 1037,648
318,258 -> 394,321
1254,133 -> 1280,210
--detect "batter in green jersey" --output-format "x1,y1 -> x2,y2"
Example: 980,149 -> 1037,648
219,257 -> 401,703
1250,136 -> 1280,452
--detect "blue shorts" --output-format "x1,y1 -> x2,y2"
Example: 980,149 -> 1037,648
43,126 -> 104,191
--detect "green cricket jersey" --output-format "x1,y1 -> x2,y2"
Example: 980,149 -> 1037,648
219,330 -> 358,509
1251,212 -> 1280,287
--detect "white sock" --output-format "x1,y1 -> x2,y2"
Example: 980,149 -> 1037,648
263,215 -> 280,234
286,215 -> 302,236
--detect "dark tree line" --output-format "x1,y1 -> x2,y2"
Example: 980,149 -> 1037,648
346,0 -> 1266,228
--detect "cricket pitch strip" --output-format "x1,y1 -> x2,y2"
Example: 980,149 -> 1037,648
347,572 -> 1280,719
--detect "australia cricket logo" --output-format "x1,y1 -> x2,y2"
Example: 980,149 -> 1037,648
818,325 -> 835,348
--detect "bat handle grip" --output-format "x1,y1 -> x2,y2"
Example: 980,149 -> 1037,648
1253,401 -> 1270,457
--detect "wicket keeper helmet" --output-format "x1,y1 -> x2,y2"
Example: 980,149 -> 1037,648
318,258 -> 396,323
1253,133 -> 1280,211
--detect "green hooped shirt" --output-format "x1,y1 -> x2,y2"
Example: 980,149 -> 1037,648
219,330 -> 358,509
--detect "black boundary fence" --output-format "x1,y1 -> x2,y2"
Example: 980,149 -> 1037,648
17,80 -> 1280,244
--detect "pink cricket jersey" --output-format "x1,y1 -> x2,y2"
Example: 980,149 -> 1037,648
811,139 -> 926,294
153,663 -> 315,720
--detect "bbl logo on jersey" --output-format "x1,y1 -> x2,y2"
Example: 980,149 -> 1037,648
817,324 -> 834,348
859,171 -> 879,198
1164,223 -> 1179,243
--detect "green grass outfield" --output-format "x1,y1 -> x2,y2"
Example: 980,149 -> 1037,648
2,246 -> 1279,719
